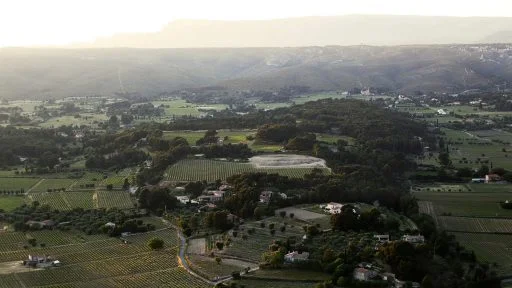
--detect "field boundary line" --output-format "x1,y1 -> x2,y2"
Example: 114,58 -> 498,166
26,178 -> 45,194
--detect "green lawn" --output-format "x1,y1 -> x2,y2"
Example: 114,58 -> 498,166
0,177 -> 39,191
152,99 -> 228,117
0,196 -> 25,211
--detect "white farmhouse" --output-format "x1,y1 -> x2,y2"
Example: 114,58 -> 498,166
402,234 -> 425,244
325,202 -> 343,214
284,251 -> 309,263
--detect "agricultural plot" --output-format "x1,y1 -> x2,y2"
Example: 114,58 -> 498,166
244,268 -> 330,282
28,192 -> 95,210
96,191 -> 134,209
38,113 -> 108,129
468,183 -> 512,193
474,129 -> 512,144
0,196 -> 25,211
187,254 -> 246,281
61,192 -> 95,209
0,228 -> 196,287
227,279 -> 320,288
215,218 -> 305,262
71,172 -> 104,190
30,179 -> 76,192
439,128 -> 512,170
166,158 -> 329,182
412,184 -> 470,193
0,178 -> 39,192
439,216 -> 512,233
99,168 -> 137,188
452,232 -> 512,276
29,192 -> 70,210
414,192 -> 512,217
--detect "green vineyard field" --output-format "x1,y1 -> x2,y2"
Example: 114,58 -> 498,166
166,159 -> 329,182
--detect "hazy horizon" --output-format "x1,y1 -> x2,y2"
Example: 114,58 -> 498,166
2,0 -> 512,47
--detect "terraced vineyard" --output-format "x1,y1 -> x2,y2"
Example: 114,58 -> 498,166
166,159 -> 329,182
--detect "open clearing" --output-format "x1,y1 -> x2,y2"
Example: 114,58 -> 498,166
274,207 -> 327,220
0,196 -> 25,212
187,238 -> 206,255
250,154 -> 327,169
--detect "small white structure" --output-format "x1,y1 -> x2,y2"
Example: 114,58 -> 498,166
176,196 -> 190,204
104,222 -> 116,228
374,234 -> 390,242
437,109 -> 447,115
402,234 -> 425,244
24,255 -> 59,268
198,190 -> 226,203
485,174 -> 502,183
353,267 -> 377,281
284,251 -> 309,263
259,191 -> 273,204
325,202 -> 344,214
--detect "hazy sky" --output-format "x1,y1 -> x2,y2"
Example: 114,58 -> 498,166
1,0 -> 512,47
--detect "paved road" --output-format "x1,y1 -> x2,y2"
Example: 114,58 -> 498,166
159,217 -> 258,286
160,218 -> 217,285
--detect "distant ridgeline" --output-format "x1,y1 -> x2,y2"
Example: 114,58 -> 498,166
1,44 -> 512,99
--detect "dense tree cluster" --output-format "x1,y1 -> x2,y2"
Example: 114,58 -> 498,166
2,203 -> 153,236
85,149 -> 147,170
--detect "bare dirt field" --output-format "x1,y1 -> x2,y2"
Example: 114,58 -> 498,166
0,261 -> 42,274
187,238 -> 206,255
275,207 -> 326,220
249,154 -> 327,169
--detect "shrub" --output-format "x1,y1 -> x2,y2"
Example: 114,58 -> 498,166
147,237 -> 164,250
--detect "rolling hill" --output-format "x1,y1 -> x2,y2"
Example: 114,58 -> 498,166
1,45 -> 511,100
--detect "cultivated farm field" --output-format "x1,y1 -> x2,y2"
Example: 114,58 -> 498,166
0,228 -> 209,288
165,158 -> 330,182
452,232 -> 512,276
415,191 -> 512,217
439,216 -> 512,233
0,178 -> 39,192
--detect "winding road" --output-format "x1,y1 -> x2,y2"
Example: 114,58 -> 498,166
160,218 -> 235,286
